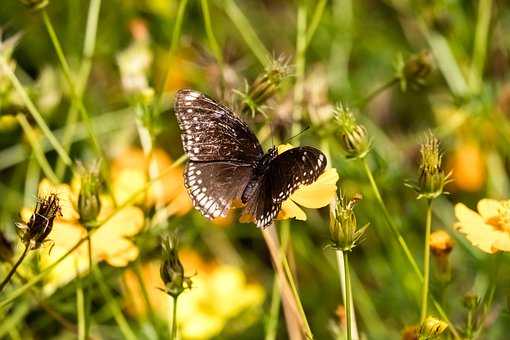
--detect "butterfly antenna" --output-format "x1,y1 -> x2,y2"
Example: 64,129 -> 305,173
283,126 -> 310,144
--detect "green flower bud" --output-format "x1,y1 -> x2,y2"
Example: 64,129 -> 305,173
329,192 -> 368,251
395,51 -> 435,91
17,194 -> 61,250
237,55 -> 290,117
463,292 -> 480,310
78,163 -> 102,227
335,104 -> 371,159
160,235 -> 192,298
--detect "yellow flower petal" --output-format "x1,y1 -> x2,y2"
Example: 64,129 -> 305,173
277,143 -> 294,154
477,199 -> 502,220
278,199 -> 307,221
454,203 -> 501,254
454,203 -> 485,225
290,168 -> 339,208
494,233 -> 510,251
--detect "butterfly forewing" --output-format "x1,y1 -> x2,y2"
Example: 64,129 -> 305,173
244,147 -> 327,228
174,89 -> 264,163
185,161 -> 253,219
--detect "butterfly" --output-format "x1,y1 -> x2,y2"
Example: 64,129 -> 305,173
174,89 -> 327,228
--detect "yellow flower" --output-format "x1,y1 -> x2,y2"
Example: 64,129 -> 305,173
276,144 -> 339,221
123,250 -> 265,339
111,147 -> 192,216
454,199 -> 510,253
21,179 -> 144,293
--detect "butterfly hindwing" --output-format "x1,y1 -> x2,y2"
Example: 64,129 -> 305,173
185,161 -> 253,219
174,89 -> 264,163
244,146 -> 327,228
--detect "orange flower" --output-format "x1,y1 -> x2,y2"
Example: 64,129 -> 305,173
449,140 -> 485,192
454,199 -> 510,253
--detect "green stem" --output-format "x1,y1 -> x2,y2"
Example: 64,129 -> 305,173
16,114 -> 59,184
0,244 -> 29,293
361,158 -> 461,339
93,266 -> 137,340
420,200 -> 432,322
201,0 -> 223,68
293,0 -> 307,136
466,310 -> 473,339
170,296 -> 178,340
76,270 -> 86,340
343,251 -> 352,340
356,78 -> 398,109
0,57 -> 72,166
305,0 -> 327,48
265,276 -> 281,340
469,0 -> 492,93
85,234 -> 93,340
223,0 -> 270,67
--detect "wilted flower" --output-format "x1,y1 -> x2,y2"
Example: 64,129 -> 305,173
335,104 -> 371,159
17,193 -> 62,250
418,316 -> 448,339
236,55 -> 291,117
328,192 -> 368,251
160,235 -> 192,298
454,199 -> 510,253
18,0 -> 49,10
77,163 -> 102,226
20,179 -> 144,293
395,51 -> 434,91
407,132 -> 452,200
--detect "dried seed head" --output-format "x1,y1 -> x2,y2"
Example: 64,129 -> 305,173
160,234 -> 192,298
407,132 -> 452,200
18,193 -> 61,250
418,316 -> 448,339
18,0 -> 49,10
78,163 -> 102,226
334,104 -> 371,159
329,192 -> 368,251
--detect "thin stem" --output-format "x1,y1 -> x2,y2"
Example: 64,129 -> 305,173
468,0 -> 492,93
0,245 -> 29,293
305,0 -> 327,48
466,310 -> 473,339
170,296 -> 178,340
343,251 -> 352,340
361,158 -> 461,339
293,0 -> 307,137
93,266 -> 137,340
223,0 -> 270,67
356,78 -> 398,109
0,57 -> 72,166
76,270 -> 86,340
336,250 -> 359,340
16,114 -> 59,184
85,234 -> 93,340
420,200 -> 432,322
265,276 -> 281,340
201,0 -> 224,68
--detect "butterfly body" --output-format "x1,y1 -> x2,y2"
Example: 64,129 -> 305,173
174,89 -> 327,228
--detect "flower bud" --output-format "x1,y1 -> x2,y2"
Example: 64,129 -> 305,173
329,192 -> 368,251
395,51 -> 434,91
160,235 -> 192,298
407,132 -> 452,200
463,292 -> 480,310
335,104 -> 371,159
18,0 -> 49,10
78,164 -> 102,226
430,229 -> 454,282
17,193 -> 61,249
418,316 -> 448,339
401,325 -> 419,340
237,55 -> 290,117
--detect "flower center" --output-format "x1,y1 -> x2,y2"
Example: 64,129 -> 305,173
486,201 -> 510,233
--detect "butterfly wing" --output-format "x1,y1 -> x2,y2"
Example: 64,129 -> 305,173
185,161 -> 253,219
244,146 -> 327,228
174,89 -> 264,163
